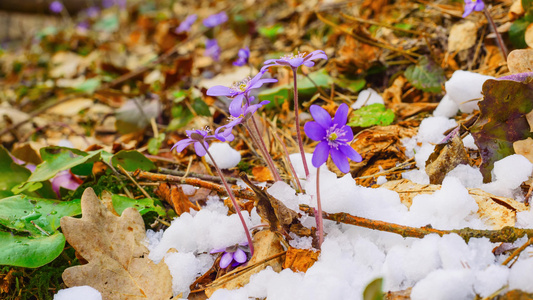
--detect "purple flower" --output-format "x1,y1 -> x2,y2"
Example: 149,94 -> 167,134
85,6 -> 100,18
233,47 -> 250,67
206,71 -> 277,117
261,50 -> 328,72
52,170 -> 81,196
171,128 -> 217,157
214,98 -> 270,142
303,103 -> 362,173
176,14 -> 197,34
203,12 -> 228,28
102,0 -> 126,8
205,39 -> 221,61
462,0 -> 484,18
211,243 -> 250,268
49,1 -> 63,13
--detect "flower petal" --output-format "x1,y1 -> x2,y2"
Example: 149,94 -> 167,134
339,144 -> 362,163
250,78 -> 278,90
302,61 -> 316,68
330,148 -> 350,173
474,0 -> 484,11
333,103 -> 349,126
288,57 -> 304,68
340,125 -> 354,141
312,141 -> 330,168
309,105 -> 332,129
207,85 -> 234,96
219,252 -> 233,268
194,141 -> 207,157
171,139 -> 193,152
304,121 -> 327,141
305,50 -> 328,61
233,248 -> 247,263
229,94 -> 245,117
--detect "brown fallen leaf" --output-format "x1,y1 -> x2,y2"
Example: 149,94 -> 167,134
252,166 -> 274,182
239,173 -> 312,238
205,230 -> 285,297
425,134 -> 470,184
155,183 -> 200,216
507,49 -> 533,74
0,269 -> 15,294
60,188 -> 172,300
380,179 -> 527,229
282,247 -> 319,273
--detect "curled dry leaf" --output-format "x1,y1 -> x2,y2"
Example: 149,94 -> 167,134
282,247 -> 319,273
60,188 -> 172,300
380,179 -> 527,229
155,183 -> 200,216
425,134 -> 470,184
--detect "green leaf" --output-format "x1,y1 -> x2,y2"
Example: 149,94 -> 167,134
111,194 -> 166,216
0,231 -> 65,268
14,147 -> 101,194
404,56 -> 445,93
93,13 -> 119,32
297,70 -> 333,97
168,105 -> 194,130
334,77 -> 366,93
509,18 -> 530,49
470,80 -> 533,182
0,146 -> 32,197
363,277 -> 384,300
258,24 -> 284,40
74,78 -> 101,93
111,150 -> 156,172
148,133 -> 166,155
523,0 -> 533,14
258,84 -> 290,108
347,103 -> 395,127
0,195 -> 81,235
192,98 -> 211,116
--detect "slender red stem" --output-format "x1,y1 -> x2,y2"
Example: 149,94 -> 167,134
203,145 -> 254,256
316,166 -> 324,248
483,7 -> 508,61
292,67 -> 310,178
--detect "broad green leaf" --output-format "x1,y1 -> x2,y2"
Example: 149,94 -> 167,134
334,77 -> 366,93
15,147 -> 101,193
168,105 -> 194,130
0,146 -> 31,197
74,77 -> 101,93
148,133 -> 166,155
404,56 -> 445,93
0,231 -> 65,268
347,103 -> 395,127
363,277 -> 384,300
111,194 -> 166,216
258,24 -> 284,40
192,98 -> 211,116
258,84 -> 290,108
297,70 -> 333,97
0,195 -> 81,235
111,150 -> 156,172
509,18 -> 530,49
470,80 -> 533,182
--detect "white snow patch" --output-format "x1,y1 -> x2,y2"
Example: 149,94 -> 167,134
54,286 -> 102,300
445,70 -> 494,113
482,154 -> 533,198
351,88 -> 384,110
205,142 -> 241,169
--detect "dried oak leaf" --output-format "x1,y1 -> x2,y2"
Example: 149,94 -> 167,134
282,247 -> 319,272
155,183 -> 199,216
60,188 -> 172,300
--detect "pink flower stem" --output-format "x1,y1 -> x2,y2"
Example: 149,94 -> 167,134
483,7 -> 508,61
291,67 -> 310,178
273,131 -> 303,192
249,115 -> 282,181
315,166 -> 324,248
244,121 -> 281,182
202,145 -> 254,256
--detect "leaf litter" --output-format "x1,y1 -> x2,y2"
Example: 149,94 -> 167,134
1,0 -> 533,299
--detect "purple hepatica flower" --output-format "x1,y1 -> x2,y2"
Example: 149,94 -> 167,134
205,39 -> 221,61
171,128 -> 217,157
49,1 -> 63,13
304,103 -> 362,173
233,47 -> 250,67
261,50 -> 328,72
52,170 -> 81,196
176,14 -> 197,34
462,0 -> 484,18
207,71 -> 277,117
203,12 -> 228,28
103,0 -> 126,8
215,98 -> 270,142
85,6 -> 100,18
211,243 -> 250,268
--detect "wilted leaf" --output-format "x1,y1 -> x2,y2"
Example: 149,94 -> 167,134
470,80 -> 533,182
508,49 -> 533,74
447,21 -> 478,52
282,247 -> 319,272
404,56 -> 445,93
425,134 -> 470,184
252,166 -> 274,182
154,183 -> 199,216
514,137 -> 533,163
60,188 -> 172,300
347,103 -> 395,127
